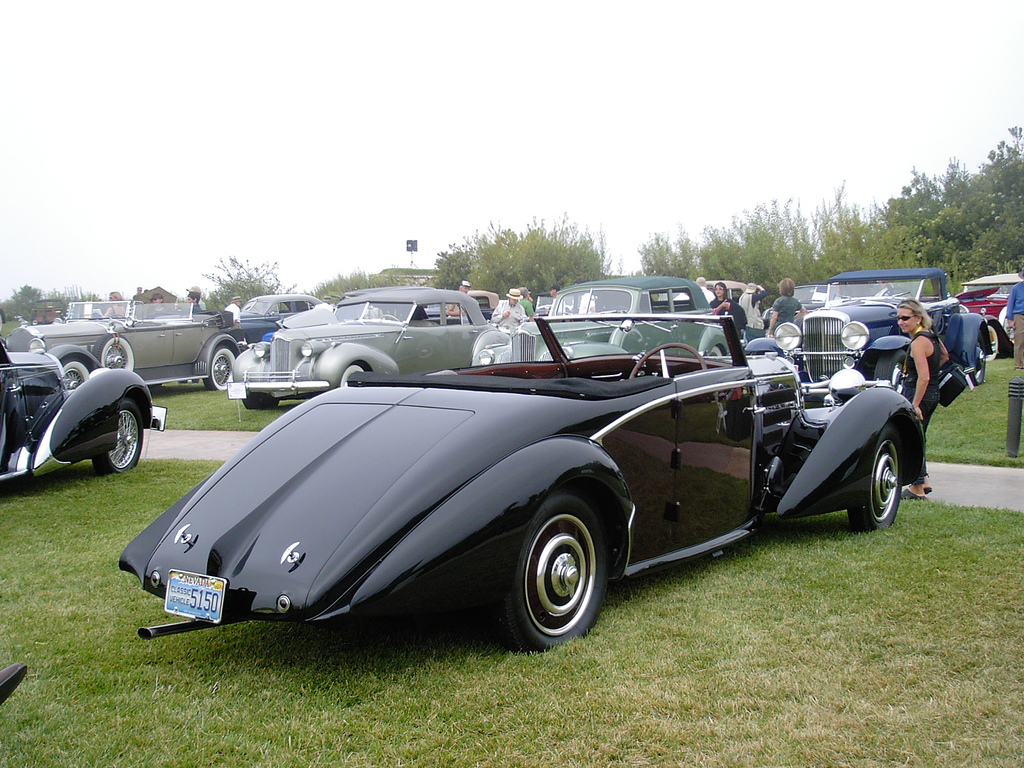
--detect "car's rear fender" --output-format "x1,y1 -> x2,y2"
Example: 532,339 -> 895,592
327,435 -> 633,620
197,333 -> 240,365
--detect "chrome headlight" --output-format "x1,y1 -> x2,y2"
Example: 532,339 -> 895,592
253,342 -> 270,359
300,341 -> 314,358
841,321 -> 869,351
774,322 -> 801,351
28,337 -> 46,353
479,348 -> 495,366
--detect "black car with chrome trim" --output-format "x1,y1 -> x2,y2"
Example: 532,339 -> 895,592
121,312 -> 921,651
1,338 -> 166,483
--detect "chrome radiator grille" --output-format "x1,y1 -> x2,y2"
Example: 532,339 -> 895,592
510,332 -> 537,362
270,337 -> 292,370
801,314 -> 846,380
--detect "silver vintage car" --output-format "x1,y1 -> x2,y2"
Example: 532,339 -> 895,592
5,300 -> 240,391
231,288 -> 507,409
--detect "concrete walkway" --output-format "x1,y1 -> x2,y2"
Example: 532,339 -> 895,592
143,431 -> 1024,513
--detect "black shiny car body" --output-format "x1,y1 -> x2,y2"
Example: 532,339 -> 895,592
748,268 -> 991,394
122,313 -> 922,651
1,340 -> 166,483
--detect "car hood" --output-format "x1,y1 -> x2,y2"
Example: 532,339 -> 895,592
6,321 -> 110,344
271,322 -> 404,344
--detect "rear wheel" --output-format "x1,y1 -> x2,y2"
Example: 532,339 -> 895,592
204,346 -> 236,391
848,424 -> 901,532
972,344 -> 987,385
494,491 -> 608,652
100,336 -> 134,370
92,399 -> 143,475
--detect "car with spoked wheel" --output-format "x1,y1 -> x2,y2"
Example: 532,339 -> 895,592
0,337 -> 165,484
122,311 -> 922,652
4,300 -> 240,391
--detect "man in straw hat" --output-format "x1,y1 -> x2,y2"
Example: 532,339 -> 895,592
492,288 -> 527,332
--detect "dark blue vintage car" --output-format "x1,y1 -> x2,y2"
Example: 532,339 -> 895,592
1,339 -> 166,483
748,268 -> 990,396
233,294 -> 324,346
122,312 -> 922,652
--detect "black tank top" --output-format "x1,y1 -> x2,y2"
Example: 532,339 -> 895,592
902,330 -> 941,396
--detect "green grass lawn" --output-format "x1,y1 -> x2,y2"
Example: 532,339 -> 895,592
1,463 -> 1022,767
1,348 -> 1022,765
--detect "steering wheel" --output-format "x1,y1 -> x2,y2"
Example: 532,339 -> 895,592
380,314 -> 401,322
629,343 -> 707,378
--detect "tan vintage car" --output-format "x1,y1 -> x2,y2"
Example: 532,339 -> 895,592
5,300 -> 240,391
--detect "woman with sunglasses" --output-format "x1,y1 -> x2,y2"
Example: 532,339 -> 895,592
897,298 -> 949,500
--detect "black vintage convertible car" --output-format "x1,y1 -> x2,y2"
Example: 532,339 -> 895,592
1,340 -> 166,483
121,313 -> 923,651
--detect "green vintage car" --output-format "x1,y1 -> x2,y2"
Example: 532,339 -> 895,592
473,277 -> 729,366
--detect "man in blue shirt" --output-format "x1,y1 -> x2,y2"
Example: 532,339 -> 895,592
1009,267 -> 1024,370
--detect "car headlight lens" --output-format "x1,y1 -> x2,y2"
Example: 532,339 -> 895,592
253,343 -> 269,359
841,321 -> 869,351
28,337 -> 46,353
479,349 -> 495,365
300,341 -> 314,358
774,323 -> 801,351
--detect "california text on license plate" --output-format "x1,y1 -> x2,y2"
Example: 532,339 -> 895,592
164,570 -> 227,623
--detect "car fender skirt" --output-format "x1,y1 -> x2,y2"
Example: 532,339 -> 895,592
325,436 -> 632,621
775,387 -> 923,518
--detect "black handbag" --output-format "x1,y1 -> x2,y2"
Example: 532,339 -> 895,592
937,358 -> 969,407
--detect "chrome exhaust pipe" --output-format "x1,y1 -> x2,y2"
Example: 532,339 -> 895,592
138,619 -> 222,640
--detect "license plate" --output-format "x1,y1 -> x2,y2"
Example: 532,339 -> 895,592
164,570 -> 227,623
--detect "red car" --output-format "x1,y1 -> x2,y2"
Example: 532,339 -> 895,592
957,273 -> 1021,357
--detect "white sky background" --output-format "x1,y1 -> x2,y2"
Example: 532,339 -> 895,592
2,1 -> 1023,301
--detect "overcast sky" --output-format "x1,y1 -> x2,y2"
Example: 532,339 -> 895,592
2,1 -> 1022,303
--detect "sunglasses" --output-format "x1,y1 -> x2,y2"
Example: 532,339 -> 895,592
897,314 -> 915,321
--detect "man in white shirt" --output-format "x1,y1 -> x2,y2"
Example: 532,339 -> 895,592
224,296 -> 243,325
492,288 -> 527,332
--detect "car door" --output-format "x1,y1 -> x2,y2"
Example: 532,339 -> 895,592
602,367 -> 755,568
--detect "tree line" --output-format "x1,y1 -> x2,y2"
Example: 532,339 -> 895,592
5,128 -> 1020,325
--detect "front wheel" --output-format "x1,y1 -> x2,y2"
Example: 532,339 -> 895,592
204,346 -> 236,391
494,491 -> 608,652
242,391 -> 277,410
874,350 -> 907,387
92,399 -> 144,475
848,424 -> 901,532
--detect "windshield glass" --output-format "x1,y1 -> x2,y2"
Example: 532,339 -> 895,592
66,301 -> 133,320
826,279 -> 922,303
137,302 -> 194,320
492,315 -> 736,366
243,298 -> 274,314
552,288 -> 633,315
334,302 -> 414,323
